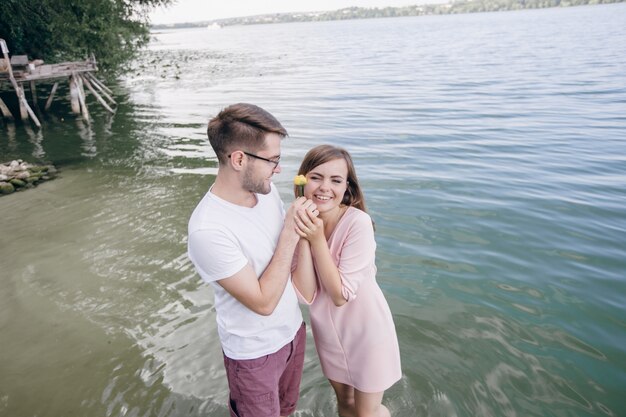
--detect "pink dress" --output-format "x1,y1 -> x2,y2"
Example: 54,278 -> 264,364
295,207 -> 402,393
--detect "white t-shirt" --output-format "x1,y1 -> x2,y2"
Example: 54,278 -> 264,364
187,182 -> 303,360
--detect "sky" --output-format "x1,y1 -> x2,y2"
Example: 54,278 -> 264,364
149,0 -> 429,24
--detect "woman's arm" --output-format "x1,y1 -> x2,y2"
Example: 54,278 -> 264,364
297,209 -> 376,306
291,239 -> 317,303
309,234 -> 347,306
295,210 -> 347,307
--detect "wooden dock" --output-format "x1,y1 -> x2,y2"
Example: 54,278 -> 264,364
0,38 -> 116,128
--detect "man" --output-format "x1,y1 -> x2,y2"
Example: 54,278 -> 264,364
188,103 -> 317,417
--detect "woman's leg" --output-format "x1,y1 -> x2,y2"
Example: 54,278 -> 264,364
329,380 -> 356,417
354,389 -> 390,417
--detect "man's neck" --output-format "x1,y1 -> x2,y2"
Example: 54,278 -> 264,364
210,174 -> 258,208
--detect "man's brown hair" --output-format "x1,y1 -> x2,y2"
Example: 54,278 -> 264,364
207,103 -> 288,164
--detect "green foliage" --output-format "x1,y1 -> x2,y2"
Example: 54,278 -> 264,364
0,0 -> 172,73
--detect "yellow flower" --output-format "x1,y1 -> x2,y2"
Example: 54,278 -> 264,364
294,175 -> 307,197
294,175 -> 307,186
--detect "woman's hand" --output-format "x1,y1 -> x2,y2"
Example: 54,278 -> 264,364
295,204 -> 324,243
284,197 -> 317,244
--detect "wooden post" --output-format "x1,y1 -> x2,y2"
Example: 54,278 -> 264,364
19,85 -> 40,127
85,72 -> 113,95
30,80 -> 40,111
17,84 -> 28,120
75,72 -> 90,122
69,74 -> 80,114
1,39 -> 40,128
84,73 -> 116,105
0,96 -> 14,120
81,74 -> 115,114
45,82 -> 59,111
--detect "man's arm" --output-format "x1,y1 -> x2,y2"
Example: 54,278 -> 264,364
217,198 -> 316,316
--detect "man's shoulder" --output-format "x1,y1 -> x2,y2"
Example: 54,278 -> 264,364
188,191 -> 228,231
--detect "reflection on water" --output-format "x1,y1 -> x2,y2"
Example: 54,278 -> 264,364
24,125 -> 44,159
76,119 -> 97,157
2,4 -> 626,417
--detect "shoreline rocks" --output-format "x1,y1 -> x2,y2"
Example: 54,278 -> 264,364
0,160 -> 58,195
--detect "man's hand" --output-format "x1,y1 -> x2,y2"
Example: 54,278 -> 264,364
285,197 -> 318,240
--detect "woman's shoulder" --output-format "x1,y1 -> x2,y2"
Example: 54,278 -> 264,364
344,206 -> 373,229
335,207 -> 375,249
346,206 -> 370,219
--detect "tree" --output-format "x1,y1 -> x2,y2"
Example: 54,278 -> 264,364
0,0 -> 173,72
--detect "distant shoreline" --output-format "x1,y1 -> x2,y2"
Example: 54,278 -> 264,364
151,0 -> 624,30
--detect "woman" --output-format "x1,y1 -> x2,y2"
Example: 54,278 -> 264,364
292,145 -> 401,417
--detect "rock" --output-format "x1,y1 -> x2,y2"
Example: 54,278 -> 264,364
15,171 -> 30,180
0,161 -> 58,196
29,166 -> 47,174
27,175 -> 42,184
9,178 -> 26,188
0,182 -> 15,194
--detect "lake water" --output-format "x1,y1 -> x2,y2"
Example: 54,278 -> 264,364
1,4 -> 625,417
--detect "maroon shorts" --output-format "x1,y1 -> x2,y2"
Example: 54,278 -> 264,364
223,322 -> 306,417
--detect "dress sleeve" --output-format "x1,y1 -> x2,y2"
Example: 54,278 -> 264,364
338,212 -> 376,302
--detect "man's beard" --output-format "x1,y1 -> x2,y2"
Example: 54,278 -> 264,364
242,165 -> 271,195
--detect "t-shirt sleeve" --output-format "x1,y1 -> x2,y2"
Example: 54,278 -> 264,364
338,213 -> 376,302
188,227 -> 248,283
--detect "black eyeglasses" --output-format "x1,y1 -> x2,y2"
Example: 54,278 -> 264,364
229,151 -> 281,169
